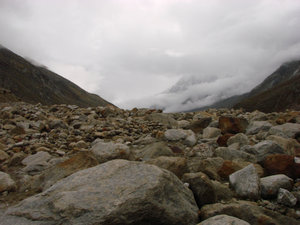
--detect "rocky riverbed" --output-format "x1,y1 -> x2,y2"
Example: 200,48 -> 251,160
0,102 -> 300,224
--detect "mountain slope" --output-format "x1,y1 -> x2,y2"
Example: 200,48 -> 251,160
0,47 -> 112,107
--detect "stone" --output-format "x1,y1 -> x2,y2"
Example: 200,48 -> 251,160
266,135 -> 300,155
200,200 -> 299,225
187,157 -> 224,180
186,143 -> 214,158
216,133 -> 234,147
269,123 -> 300,138
8,152 -> 26,166
145,113 -> 178,128
260,174 -> 293,198
214,147 -> 256,163
252,140 -> 285,162
227,133 -> 249,147
91,140 -> 131,163
218,116 -> 248,134
4,160 -> 199,225
22,151 -> 51,166
211,180 -> 234,201
277,188 -> 297,207
0,171 -> 16,192
178,120 -> 190,129
202,127 -> 221,139
262,154 -> 295,178
21,151 -> 52,174
198,214 -> 250,225
0,150 -> 9,162
48,119 -> 67,129
183,130 -> 197,146
146,156 -> 187,178
182,172 -> 216,207
164,129 -> 188,141
246,121 -> 272,135
135,142 -> 174,160
229,164 -> 260,199
187,117 -> 212,133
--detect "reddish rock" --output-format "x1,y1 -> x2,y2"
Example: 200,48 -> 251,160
262,154 -> 297,178
170,146 -> 184,154
217,134 -> 234,147
219,116 -> 248,134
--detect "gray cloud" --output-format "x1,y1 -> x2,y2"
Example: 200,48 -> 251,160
1,0 -> 300,111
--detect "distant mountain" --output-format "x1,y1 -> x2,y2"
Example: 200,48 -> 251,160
234,61 -> 300,112
0,47 -> 112,107
189,60 -> 300,112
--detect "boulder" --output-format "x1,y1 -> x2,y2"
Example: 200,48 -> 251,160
4,160 -> 199,225
262,154 -> 296,178
269,123 -> 300,138
218,116 -> 248,134
200,200 -> 299,225
182,172 -> 216,207
216,133 -> 234,147
91,140 -> 131,163
145,113 -> 178,128
227,133 -> 249,148
277,188 -> 297,207
246,121 -> 272,135
187,117 -> 212,133
202,127 -> 221,139
0,171 -> 16,192
164,129 -> 187,141
198,214 -> 250,225
211,180 -> 234,201
218,160 -> 264,180
266,135 -> 300,155
251,140 -> 285,162
214,147 -> 256,163
146,156 -> 187,178
260,174 -> 293,198
186,143 -> 214,158
0,150 -> 9,162
229,164 -> 260,200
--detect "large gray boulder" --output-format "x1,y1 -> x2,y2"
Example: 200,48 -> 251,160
260,174 -> 293,198
4,160 -> 199,225
198,214 -> 250,225
269,123 -> 300,138
229,164 -> 260,200
251,140 -> 285,162
246,121 -> 272,135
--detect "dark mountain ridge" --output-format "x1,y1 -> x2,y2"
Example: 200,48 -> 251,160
0,47 -> 112,107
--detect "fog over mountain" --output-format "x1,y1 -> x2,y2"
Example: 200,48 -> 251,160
1,0 -> 300,112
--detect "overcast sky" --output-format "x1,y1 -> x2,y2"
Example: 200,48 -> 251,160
1,0 -> 300,112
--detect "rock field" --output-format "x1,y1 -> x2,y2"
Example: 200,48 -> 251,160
0,102 -> 300,224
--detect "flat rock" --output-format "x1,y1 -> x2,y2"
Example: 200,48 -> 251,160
4,160 -> 199,225
269,123 -> 300,138
198,214 -> 250,225
214,147 -> 256,163
260,174 -> 293,198
229,164 -> 260,199
135,142 -> 175,161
